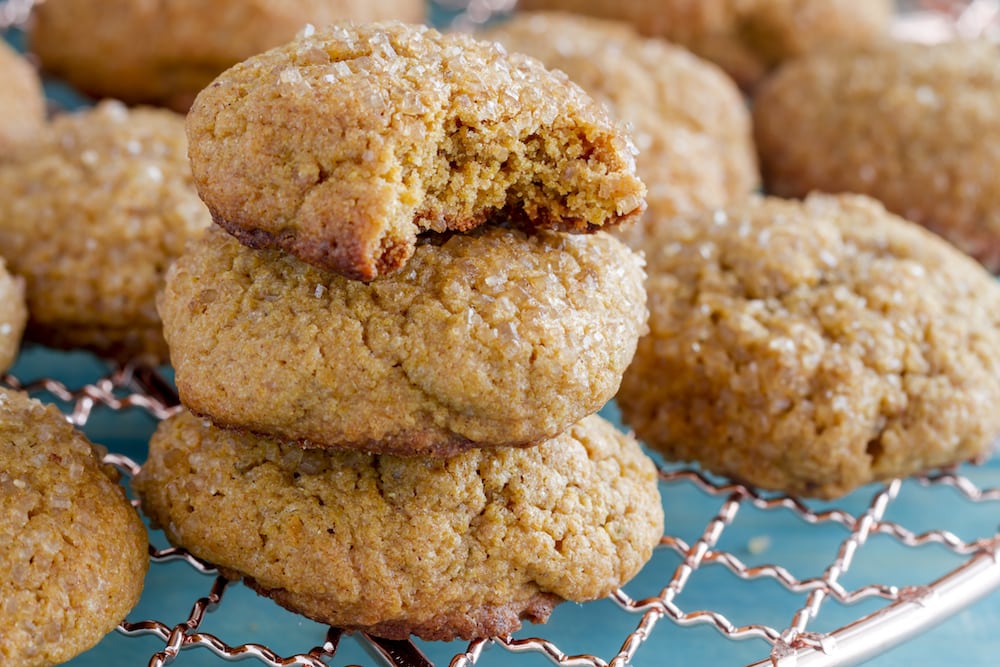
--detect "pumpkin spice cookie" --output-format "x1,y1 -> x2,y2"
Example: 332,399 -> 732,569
0,258 -> 27,374
617,194 -> 1000,499
0,100 -> 211,362
754,40 -> 1000,273
159,226 -> 647,456
0,388 -> 149,666
515,0 -> 893,90
134,409 -> 663,641
186,21 -> 646,280
28,0 -> 426,112
0,40 -> 45,158
483,11 -> 758,248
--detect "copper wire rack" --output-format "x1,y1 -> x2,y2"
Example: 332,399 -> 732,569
3,1 -> 1000,665
3,350 -> 1000,667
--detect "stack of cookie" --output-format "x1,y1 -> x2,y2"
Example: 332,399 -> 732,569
134,21 -> 664,641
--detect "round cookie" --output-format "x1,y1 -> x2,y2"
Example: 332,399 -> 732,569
0,99 -> 211,362
0,39 -> 45,158
186,21 -> 646,281
0,258 -> 27,374
483,11 -> 758,247
616,194 -> 1000,499
28,0 -> 426,112
134,409 -> 663,640
159,226 -> 647,456
0,388 -> 149,666
754,40 -> 1000,273
515,0 -> 893,90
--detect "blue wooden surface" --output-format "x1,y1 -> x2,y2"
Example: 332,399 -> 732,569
4,7 -> 1000,664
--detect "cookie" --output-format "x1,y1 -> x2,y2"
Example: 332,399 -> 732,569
483,11 -> 758,247
159,225 -> 647,456
0,258 -> 27,374
515,0 -> 893,90
28,0 -> 426,112
754,40 -> 1000,273
134,409 -> 662,640
616,194 -> 1000,499
0,100 -> 211,362
0,388 -> 149,666
0,39 -> 45,157
186,21 -> 646,280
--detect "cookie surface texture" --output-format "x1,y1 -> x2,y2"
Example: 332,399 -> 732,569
186,21 -> 646,280
0,40 -> 45,158
616,194 -> 1000,499
755,40 -> 1000,273
0,258 -> 27,373
0,388 -> 149,667
160,226 -> 647,455
484,11 -> 758,248
28,0 -> 426,111
0,100 -> 211,362
515,0 -> 892,89
134,410 -> 663,640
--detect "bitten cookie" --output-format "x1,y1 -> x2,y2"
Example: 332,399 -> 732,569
134,410 -> 663,641
28,0 -> 426,112
0,258 -> 27,373
515,0 -> 893,90
616,194 -> 1000,499
0,100 -> 211,362
159,226 -> 647,456
483,11 -> 758,247
0,40 -> 45,157
754,40 -> 1000,273
186,21 -> 646,280
0,388 -> 149,666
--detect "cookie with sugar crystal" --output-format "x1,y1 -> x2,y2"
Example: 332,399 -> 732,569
159,225 -> 647,455
754,40 -> 1000,273
133,410 -> 663,641
0,40 -> 45,158
0,258 -> 27,374
0,388 -> 149,666
617,194 -> 1000,499
0,100 -> 211,362
28,0 -> 426,112
483,11 -> 758,249
516,0 -> 893,90
186,21 -> 646,280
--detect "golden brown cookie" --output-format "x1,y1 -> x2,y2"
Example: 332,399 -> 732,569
28,0 -> 426,112
0,388 -> 149,666
159,226 -> 647,456
0,39 -> 45,158
0,100 -> 211,362
516,0 -> 893,90
483,11 -> 758,248
186,21 -> 646,280
133,409 -> 663,641
754,40 -> 1000,273
616,194 -> 1000,499
0,258 -> 27,373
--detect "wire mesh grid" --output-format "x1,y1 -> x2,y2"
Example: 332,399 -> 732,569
2,1 -> 1000,665
3,352 -> 999,667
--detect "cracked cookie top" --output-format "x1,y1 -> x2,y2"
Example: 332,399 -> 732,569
0,100 -> 212,362
186,21 -> 646,281
617,193 -> 1000,498
754,39 -> 1000,273
159,225 -> 647,455
0,388 -> 148,666
133,409 -> 663,640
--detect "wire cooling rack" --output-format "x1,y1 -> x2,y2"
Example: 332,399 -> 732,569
3,1 -> 1000,665
4,347 -> 1000,667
